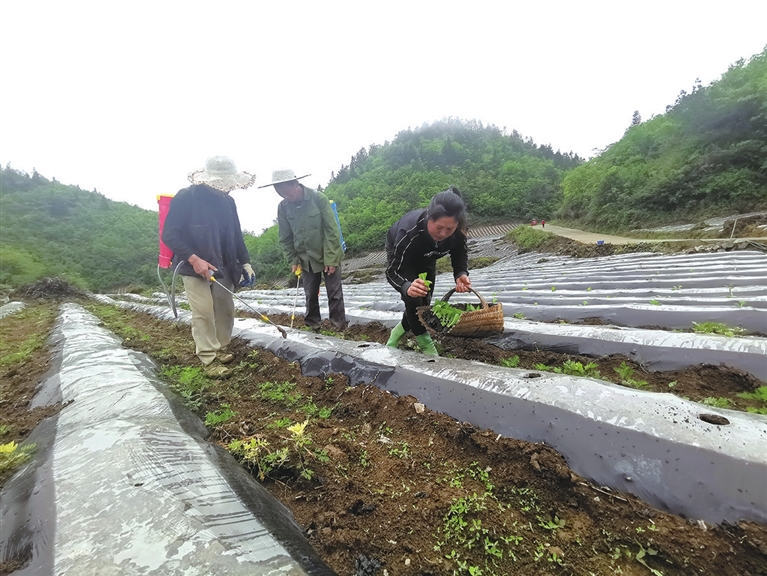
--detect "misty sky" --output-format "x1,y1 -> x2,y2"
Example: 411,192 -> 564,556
1,0 -> 765,233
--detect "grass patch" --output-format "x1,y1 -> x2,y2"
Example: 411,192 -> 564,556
505,225 -> 557,249
159,365 -> 210,410
204,404 -> 236,428
692,321 -> 745,337
0,304 -> 57,367
436,256 -> 500,274
500,356 -> 521,368
737,386 -> 767,414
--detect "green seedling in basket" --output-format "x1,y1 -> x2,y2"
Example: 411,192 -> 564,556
432,300 -> 464,329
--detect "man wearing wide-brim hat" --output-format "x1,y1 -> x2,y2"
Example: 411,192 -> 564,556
162,156 -> 257,376
259,169 -> 347,331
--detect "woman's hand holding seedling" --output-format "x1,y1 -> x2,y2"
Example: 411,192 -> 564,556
407,272 -> 432,298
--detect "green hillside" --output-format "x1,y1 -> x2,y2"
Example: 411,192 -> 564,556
0,168 -> 160,291
321,118 -> 582,252
3,49 -> 764,291
557,47 -> 767,229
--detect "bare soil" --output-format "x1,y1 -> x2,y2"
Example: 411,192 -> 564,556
2,293 -> 766,575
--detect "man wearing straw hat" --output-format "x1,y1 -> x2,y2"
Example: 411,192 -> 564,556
260,169 -> 347,331
162,156 -> 257,377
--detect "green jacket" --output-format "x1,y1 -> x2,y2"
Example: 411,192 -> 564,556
277,186 -> 345,273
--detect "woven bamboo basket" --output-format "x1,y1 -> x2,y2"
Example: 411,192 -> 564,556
417,288 -> 504,338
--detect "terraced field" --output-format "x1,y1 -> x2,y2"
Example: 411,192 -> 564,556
3,239 -> 766,576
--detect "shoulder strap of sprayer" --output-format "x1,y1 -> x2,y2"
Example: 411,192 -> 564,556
313,192 -> 347,252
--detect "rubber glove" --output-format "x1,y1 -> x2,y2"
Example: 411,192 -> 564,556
239,263 -> 255,287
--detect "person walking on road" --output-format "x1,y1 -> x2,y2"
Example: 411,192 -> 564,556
261,168 -> 347,331
162,156 -> 257,377
385,186 -> 472,356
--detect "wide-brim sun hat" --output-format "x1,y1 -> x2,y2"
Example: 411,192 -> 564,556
257,168 -> 311,188
188,156 -> 257,192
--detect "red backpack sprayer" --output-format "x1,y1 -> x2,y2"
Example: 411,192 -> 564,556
156,194 -> 287,338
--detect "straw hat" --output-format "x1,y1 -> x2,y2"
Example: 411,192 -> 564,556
188,156 -> 256,192
257,168 -> 311,188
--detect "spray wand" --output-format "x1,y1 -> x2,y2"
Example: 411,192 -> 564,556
208,272 -> 287,339
290,265 -> 302,329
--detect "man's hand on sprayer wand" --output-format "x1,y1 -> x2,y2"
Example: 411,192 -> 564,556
188,254 -> 216,279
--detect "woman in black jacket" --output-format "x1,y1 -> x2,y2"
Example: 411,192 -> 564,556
385,187 -> 472,355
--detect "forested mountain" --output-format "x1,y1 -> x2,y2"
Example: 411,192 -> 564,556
557,47 -> 767,228
321,118 -> 582,251
3,49 -> 764,291
0,168 -> 160,291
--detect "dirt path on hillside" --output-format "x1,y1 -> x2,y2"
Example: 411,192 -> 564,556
541,224 -> 765,245
541,225 -> 644,245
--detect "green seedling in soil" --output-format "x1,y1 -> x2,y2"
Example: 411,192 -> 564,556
737,386 -> 767,414
286,419 -> 328,480
534,363 -> 554,372
702,397 -> 730,408
668,381 -> 677,388
300,397 -> 322,418
553,360 -> 601,378
388,441 -> 411,459
501,356 -> 520,368
635,545 -> 663,576
358,449 -> 370,468
537,515 -> 566,531
614,362 -> 649,389
513,312 -> 525,319
0,441 -> 35,474
692,321 -> 745,337
587,287 -> 592,291
204,404 -> 236,428
418,272 -> 433,289
0,425 -> 11,437
548,551 -> 564,565
159,365 -> 210,410
649,299 -> 661,306
257,381 -> 303,406
551,286 -> 556,292
229,420 -> 328,482
268,417 -> 292,429
228,436 -> 286,481
582,301 -> 588,306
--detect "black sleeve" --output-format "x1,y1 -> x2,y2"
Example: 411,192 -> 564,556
450,231 -> 469,280
386,227 -> 417,297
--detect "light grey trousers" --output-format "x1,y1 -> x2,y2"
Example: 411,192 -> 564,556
182,275 -> 235,365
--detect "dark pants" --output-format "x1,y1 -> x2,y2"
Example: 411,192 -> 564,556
400,291 -> 432,337
302,267 -> 347,329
